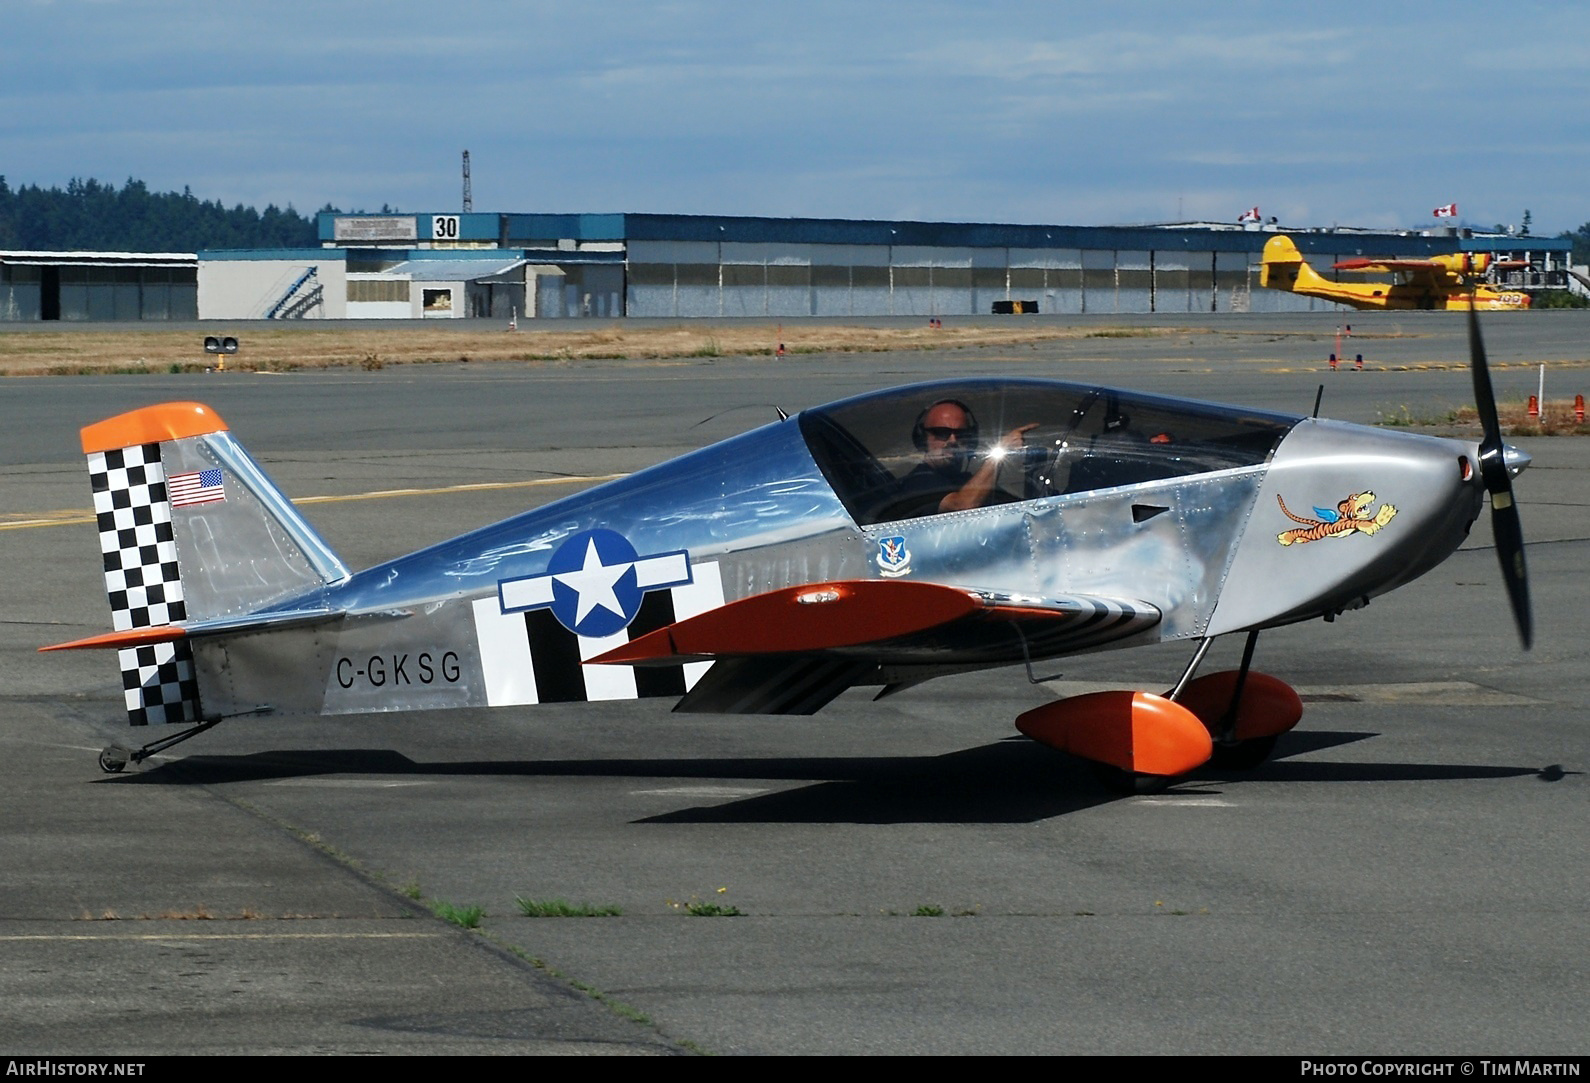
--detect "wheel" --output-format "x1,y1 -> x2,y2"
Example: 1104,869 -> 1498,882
1089,762 -> 1175,795
98,746 -> 129,774
1209,735 -> 1277,770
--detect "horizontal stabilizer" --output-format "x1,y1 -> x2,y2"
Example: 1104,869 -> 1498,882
41,608 -> 341,653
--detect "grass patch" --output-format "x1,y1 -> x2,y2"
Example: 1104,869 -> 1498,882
668,888 -> 742,916
430,900 -> 485,929
500,945 -> 658,1029
688,336 -> 722,358
77,906 -> 276,921
515,896 -> 622,918
1377,404 -> 1457,429
912,905 -> 945,917
1533,290 -> 1590,309
139,905 -> 214,920
0,323 -> 1164,377
1377,399 -> 1590,436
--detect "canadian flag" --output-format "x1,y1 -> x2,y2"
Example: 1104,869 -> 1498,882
1238,206 -> 1261,222
1432,203 -> 1458,218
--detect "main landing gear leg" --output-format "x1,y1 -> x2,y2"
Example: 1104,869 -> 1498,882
1205,630 -> 1278,769
1173,629 -> 1301,770
98,717 -> 223,774
1165,637 -> 1215,702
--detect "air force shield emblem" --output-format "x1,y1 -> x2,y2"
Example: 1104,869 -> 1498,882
876,535 -> 912,578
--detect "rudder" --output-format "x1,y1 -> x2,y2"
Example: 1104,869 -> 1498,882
1259,234 -> 1327,294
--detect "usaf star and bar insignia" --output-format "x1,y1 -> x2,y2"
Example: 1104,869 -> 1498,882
497,528 -> 694,637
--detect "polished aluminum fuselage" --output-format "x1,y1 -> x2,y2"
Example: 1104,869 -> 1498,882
195,382 -> 1486,719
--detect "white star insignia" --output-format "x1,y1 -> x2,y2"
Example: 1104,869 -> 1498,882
553,538 -> 632,626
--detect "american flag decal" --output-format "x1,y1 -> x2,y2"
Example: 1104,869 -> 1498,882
168,468 -> 225,508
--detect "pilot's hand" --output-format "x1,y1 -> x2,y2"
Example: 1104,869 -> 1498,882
943,423 -> 1040,513
996,422 -> 1040,454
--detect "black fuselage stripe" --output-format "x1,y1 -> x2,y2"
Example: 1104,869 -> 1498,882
631,591 -> 687,698
525,610 -> 586,703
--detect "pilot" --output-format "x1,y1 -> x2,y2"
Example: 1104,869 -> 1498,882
892,399 -> 1038,517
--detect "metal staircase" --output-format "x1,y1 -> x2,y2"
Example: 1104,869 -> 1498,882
266,267 -> 320,319
277,283 -> 324,319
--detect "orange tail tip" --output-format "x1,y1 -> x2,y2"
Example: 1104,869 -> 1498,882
1016,690 -> 1212,776
80,402 -> 228,455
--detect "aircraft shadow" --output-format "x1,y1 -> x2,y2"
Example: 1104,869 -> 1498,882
103,730 -> 1564,825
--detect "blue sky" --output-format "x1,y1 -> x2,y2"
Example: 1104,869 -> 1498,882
4,1 -> 1585,234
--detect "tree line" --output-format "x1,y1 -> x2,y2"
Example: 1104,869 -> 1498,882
1562,222 -> 1590,267
0,176 -> 323,252
3,174 -> 1589,266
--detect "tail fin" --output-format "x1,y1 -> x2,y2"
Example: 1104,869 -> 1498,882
78,402 -> 349,725
1259,234 -> 1327,293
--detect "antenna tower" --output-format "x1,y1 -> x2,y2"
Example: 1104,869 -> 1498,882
461,150 -> 472,212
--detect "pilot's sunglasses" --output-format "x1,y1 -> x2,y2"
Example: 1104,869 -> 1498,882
924,427 -> 973,440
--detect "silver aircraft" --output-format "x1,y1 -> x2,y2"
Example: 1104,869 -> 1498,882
47,313 -> 1531,791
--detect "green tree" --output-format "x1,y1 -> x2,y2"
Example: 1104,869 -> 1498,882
1560,223 -> 1590,267
0,176 -> 319,251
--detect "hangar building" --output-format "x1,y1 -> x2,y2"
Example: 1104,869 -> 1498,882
192,211 -> 1575,321
4,213 -> 1571,322
0,250 -> 196,321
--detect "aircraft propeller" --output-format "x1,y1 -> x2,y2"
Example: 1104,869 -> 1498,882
1467,304 -> 1533,649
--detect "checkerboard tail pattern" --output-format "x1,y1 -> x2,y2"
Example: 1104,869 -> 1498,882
88,442 -> 200,726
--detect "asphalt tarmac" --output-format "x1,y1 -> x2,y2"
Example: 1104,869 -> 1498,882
2,311 -> 1586,1055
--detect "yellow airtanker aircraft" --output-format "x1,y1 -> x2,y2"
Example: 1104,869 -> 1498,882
1260,234 -> 1530,311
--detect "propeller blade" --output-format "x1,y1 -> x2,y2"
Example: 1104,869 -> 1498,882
1467,304 -> 1533,649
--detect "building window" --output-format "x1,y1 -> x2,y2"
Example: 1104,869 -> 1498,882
347,279 -> 411,302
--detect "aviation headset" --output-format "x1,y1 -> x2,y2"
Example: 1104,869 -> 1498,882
911,399 -> 981,451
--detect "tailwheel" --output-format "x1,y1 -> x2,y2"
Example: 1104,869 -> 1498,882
1208,735 -> 1278,770
94,716 -> 224,773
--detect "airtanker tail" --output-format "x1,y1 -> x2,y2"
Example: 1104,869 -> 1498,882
1259,235 -> 1328,294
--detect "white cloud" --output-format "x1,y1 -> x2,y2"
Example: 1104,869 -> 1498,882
0,2 -> 1585,233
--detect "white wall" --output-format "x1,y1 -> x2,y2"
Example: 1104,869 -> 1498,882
198,259 -> 346,319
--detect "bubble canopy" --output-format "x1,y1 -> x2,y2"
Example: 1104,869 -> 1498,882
797,379 -> 1300,526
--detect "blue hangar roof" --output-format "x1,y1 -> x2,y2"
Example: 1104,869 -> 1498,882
313,211 -> 1570,258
